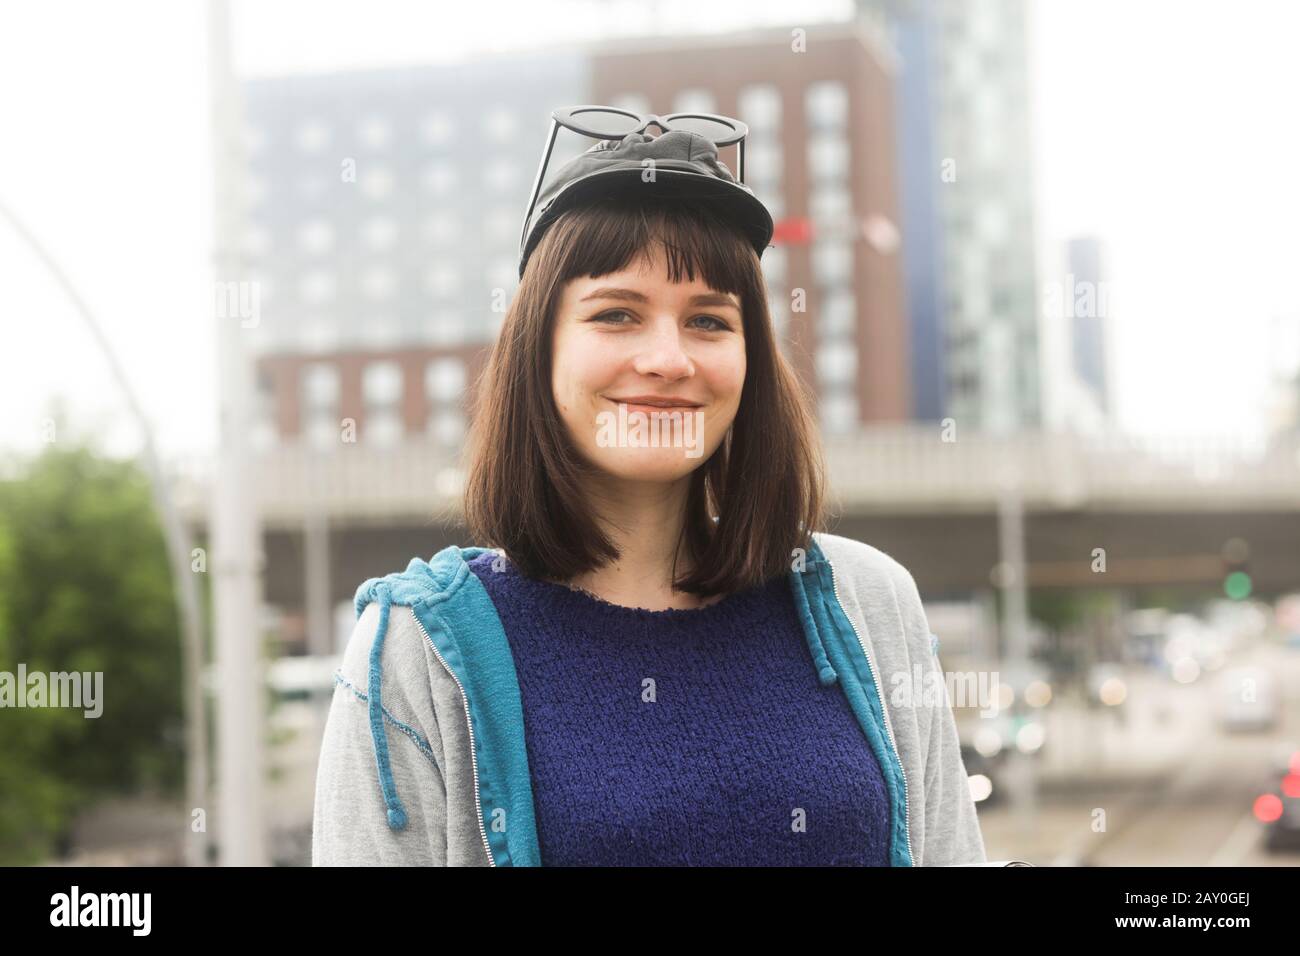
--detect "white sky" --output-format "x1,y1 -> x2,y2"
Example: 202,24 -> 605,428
2,0 -> 1297,461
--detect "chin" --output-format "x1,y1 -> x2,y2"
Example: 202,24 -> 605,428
585,446 -> 710,484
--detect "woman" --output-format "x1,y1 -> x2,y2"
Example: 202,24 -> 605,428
312,121 -> 987,866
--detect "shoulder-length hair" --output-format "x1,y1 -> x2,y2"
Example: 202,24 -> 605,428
462,194 -> 826,597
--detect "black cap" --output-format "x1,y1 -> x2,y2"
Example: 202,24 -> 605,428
518,129 -> 774,280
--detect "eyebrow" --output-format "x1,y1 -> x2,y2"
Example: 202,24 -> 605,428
578,287 -> 740,310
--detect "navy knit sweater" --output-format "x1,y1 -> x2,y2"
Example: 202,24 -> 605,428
467,551 -> 892,866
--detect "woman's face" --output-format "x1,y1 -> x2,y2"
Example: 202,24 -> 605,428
551,244 -> 746,486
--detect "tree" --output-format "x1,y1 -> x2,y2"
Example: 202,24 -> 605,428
0,440 -> 184,864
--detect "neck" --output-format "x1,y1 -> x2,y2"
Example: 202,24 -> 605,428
562,473 -> 718,611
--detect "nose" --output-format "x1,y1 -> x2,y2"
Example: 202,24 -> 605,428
632,318 -> 694,381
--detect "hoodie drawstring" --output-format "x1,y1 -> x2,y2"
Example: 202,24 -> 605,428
366,582 -> 409,831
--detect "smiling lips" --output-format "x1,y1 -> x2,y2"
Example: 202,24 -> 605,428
606,396 -> 705,414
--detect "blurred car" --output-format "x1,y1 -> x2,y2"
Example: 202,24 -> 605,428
1215,666 -> 1280,733
1258,748 -> 1300,853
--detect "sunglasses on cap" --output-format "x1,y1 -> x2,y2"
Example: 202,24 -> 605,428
520,105 -> 751,253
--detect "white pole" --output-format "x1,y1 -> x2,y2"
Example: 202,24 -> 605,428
208,0 -> 268,866
0,199 -> 211,866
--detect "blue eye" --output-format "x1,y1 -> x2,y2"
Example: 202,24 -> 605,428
588,310 -> 733,331
693,314 -> 732,332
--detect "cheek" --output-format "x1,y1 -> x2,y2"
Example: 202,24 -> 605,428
710,347 -> 747,407
552,333 -> 615,423
550,329 -> 584,413
555,335 -> 621,403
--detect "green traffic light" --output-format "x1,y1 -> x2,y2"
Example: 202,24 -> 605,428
1224,571 -> 1252,600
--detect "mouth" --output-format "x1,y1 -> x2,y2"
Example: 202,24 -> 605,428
605,396 -> 705,413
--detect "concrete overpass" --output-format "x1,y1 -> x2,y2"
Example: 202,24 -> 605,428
168,427 -> 1300,649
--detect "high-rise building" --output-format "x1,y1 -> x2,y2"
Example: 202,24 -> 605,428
859,0 -> 1043,433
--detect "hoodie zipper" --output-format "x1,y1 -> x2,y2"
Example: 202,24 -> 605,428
411,611 -> 496,867
825,557 -> 916,867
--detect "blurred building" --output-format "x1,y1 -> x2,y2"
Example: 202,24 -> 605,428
858,0 -> 1043,432
240,53 -> 586,456
239,22 -> 909,461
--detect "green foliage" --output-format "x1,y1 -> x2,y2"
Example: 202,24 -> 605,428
0,442 -> 183,864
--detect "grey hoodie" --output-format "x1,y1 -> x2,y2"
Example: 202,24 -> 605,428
312,530 -> 991,866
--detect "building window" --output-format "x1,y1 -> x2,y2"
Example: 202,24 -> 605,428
431,409 -> 466,447
745,137 -> 783,191
810,184 -> 852,225
364,361 -> 404,446
739,85 -> 781,133
360,166 -> 394,200
430,311 -> 466,346
302,363 -> 340,450
807,132 -> 849,182
673,88 -> 716,115
820,290 -> 856,338
421,163 -> 457,196
422,211 -> 460,246
811,239 -> 853,287
426,358 -> 467,447
302,320 -> 338,355
359,314 -> 400,351
297,218 -> 334,255
295,119 -> 331,153
425,264 -> 460,300
426,358 -> 465,404
610,93 -> 651,116
817,338 -> 858,388
482,107 -> 517,142
300,270 -> 337,305
806,81 -> 848,131
484,159 -> 519,194
361,216 -> 397,250
422,111 -> 454,146
358,116 -> 391,150
485,206 -> 515,243
360,266 -> 397,301
819,391 -> 857,434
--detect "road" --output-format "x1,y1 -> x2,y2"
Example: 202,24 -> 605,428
978,641 -> 1300,866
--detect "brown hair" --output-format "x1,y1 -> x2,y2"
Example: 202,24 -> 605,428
462,194 -> 826,597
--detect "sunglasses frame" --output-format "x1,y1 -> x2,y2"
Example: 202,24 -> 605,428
520,104 -> 750,254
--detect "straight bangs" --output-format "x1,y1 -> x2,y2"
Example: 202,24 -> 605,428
463,195 -> 827,598
549,194 -> 755,303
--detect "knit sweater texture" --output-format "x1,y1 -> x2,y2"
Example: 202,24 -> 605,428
466,551 -> 892,866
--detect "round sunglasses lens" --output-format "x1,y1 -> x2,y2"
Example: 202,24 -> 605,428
665,115 -> 738,142
569,108 -> 643,137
